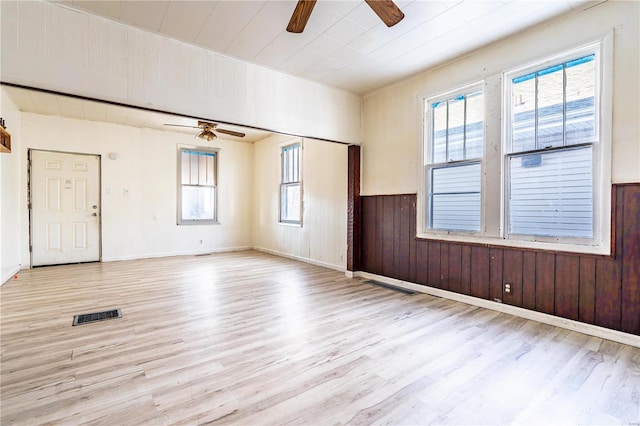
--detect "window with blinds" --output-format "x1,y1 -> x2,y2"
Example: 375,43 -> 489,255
280,143 -> 301,224
426,87 -> 484,232
507,53 -> 597,240
178,148 -> 218,224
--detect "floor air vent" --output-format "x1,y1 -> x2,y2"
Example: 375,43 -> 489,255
364,280 -> 415,295
73,309 -> 122,326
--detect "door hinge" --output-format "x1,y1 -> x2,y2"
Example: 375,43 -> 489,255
28,202 -> 32,210
29,245 -> 32,253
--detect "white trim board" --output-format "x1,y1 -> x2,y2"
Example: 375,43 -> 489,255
98,246 -> 253,263
254,246 -> 346,273
350,270 -> 640,349
1,266 -> 22,287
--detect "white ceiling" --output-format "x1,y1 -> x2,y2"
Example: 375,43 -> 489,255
52,0 -> 600,95
3,86 -> 273,143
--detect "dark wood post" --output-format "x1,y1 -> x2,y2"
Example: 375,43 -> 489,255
347,145 -> 361,272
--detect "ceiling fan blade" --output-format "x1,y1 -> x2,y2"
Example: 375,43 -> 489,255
216,128 -> 246,138
164,123 -> 201,129
364,0 -> 404,27
287,0 -> 317,33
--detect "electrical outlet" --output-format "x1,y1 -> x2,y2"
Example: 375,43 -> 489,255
504,283 -> 512,294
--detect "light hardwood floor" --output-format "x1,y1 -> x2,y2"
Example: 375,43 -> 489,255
1,250 -> 639,425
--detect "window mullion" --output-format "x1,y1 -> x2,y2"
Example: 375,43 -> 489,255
445,101 -> 449,162
534,74 -> 539,150
562,64 -> 567,146
463,96 -> 467,160
431,109 -> 436,163
429,167 -> 434,228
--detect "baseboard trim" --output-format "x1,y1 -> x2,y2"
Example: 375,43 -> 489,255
254,246 -> 346,272
102,246 -> 253,262
1,266 -> 22,286
353,271 -> 640,349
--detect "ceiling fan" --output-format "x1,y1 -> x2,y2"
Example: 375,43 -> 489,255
164,121 -> 246,141
287,0 -> 404,33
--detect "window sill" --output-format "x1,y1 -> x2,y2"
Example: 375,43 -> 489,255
278,221 -> 302,228
177,221 -> 221,226
416,231 -> 611,257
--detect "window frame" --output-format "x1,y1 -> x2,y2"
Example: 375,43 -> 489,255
422,81 -> 486,236
503,41 -> 609,248
416,34 -> 612,255
177,146 -> 219,226
279,141 -> 302,226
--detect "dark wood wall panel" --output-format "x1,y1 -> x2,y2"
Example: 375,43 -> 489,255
621,185 -> 640,335
358,184 -> 640,336
489,249 -> 503,302
595,257 -> 621,330
416,240 -> 429,285
392,196 -> 403,280
395,195 -> 412,282
427,242 -> 441,288
594,185 -> 624,331
522,252 -> 536,310
408,197 -> 418,284
448,244 -> 462,293
555,255 -> 580,321
535,253 -> 555,315
579,257 -> 596,324
503,250 -> 523,307
360,196 -> 380,275
381,197 -> 395,277
440,243 -> 450,290
470,247 -> 490,299
460,246 -> 471,296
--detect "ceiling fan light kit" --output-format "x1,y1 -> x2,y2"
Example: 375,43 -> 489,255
287,0 -> 404,34
198,129 -> 217,141
164,120 -> 246,141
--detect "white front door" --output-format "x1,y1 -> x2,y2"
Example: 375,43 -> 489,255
31,150 -> 101,266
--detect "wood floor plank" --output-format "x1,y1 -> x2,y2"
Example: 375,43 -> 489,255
1,250 -> 638,425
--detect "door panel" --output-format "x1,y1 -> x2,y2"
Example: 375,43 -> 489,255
31,150 -> 100,266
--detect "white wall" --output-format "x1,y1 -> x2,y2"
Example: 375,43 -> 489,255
253,135 -> 347,271
19,113 -> 254,266
0,89 -> 22,284
0,0 -> 362,144
362,0 -> 639,195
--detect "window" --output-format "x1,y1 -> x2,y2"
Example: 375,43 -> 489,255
178,148 -> 218,224
425,87 -> 484,232
418,37 -> 611,254
280,143 -> 301,224
506,52 -> 597,241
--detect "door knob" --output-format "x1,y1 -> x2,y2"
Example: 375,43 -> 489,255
92,205 -> 98,209
92,212 -> 98,217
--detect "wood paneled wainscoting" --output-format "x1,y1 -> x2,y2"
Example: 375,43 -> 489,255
359,184 -> 640,337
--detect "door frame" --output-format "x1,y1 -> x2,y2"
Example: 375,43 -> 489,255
28,149 -> 103,267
